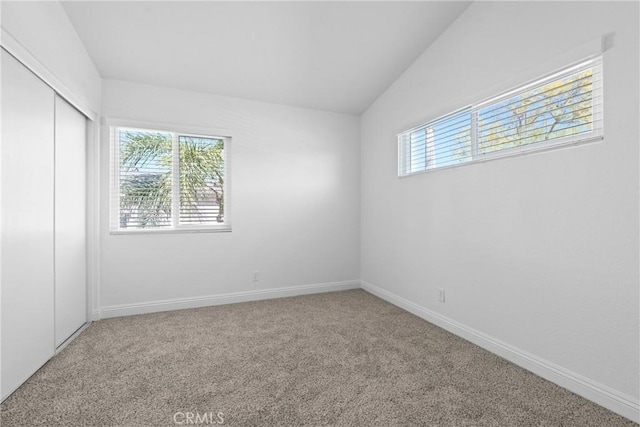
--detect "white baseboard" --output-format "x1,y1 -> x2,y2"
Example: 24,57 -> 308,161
99,280 -> 360,319
360,280 -> 640,424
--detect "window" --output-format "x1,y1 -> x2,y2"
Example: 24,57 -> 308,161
110,126 -> 230,233
399,57 -> 603,176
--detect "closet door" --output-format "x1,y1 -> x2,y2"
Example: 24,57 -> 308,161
54,95 -> 87,347
1,49 -> 55,400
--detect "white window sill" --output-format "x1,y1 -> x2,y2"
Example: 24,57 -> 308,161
110,226 -> 232,235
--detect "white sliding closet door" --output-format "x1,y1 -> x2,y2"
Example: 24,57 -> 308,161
1,49 -> 55,400
54,96 -> 87,347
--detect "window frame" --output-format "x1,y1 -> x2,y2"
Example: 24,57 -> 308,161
108,120 -> 232,234
398,56 -> 604,177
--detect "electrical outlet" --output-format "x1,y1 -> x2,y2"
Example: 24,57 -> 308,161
253,271 -> 260,282
438,289 -> 445,303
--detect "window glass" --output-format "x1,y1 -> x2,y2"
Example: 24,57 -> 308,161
478,68 -> 594,154
179,136 -> 225,225
398,57 -> 602,177
111,127 -> 230,232
118,129 -> 173,229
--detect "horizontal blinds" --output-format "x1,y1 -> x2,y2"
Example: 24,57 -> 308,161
111,127 -> 227,231
398,56 -> 603,176
179,136 -> 225,225
399,109 -> 472,175
477,61 -> 602,155
116,129 -> 173,229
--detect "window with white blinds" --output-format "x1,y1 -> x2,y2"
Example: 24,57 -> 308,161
399,57 -> 603,176
110,126 -> 230,233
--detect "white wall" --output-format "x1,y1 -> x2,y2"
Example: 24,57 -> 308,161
361,0 -> 638,417
1,1 -> 101,113
100,80 -> 360,311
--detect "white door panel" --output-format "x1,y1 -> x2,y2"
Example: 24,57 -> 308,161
1,49 -> 56,400
54,95 -> 87,347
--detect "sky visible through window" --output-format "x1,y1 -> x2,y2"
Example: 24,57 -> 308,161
409,109 -> 471,172
477,68 -> 593,154
119,130 -> 172,175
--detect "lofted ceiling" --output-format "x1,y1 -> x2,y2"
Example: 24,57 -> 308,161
61,1 -> 471,115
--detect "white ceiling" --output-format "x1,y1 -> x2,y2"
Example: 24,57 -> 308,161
62,1 -> 471,115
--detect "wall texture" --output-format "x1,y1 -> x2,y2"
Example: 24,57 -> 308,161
360,0 -> 639,416
100,80 -> 360,311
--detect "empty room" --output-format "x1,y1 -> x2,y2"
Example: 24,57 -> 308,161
1,1 -> 638,426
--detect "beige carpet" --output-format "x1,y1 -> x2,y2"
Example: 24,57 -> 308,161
1,289 -> 636,426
